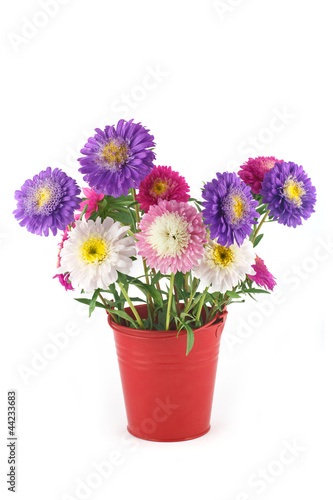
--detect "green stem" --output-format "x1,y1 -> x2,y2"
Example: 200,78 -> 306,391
207,292 -> 221,323
127,228 -> 136,239
173,284 -> 180,316
207,304 -> 217,323
165,273 -> 175,331
195,286 -> 209,327
183,277 -> 199,315
98,293 -> 119,324
131,187 -> 154,318
252,211 -> 269,243
118,282 -> 145,329
131,188 -> 141,227
184,272 -> 189,295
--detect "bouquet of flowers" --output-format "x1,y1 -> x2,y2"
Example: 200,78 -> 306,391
13,120 -> 317,355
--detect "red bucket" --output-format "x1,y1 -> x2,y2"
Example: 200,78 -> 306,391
108,305 -> 227,442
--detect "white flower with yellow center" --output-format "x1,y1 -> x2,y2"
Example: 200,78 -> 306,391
58,217 -> 136,292
193,238 -> 256,293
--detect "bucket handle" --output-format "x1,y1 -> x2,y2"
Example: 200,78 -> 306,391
214,310 -> 228,338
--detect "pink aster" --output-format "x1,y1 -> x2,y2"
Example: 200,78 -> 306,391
75,187 -> 104,221
136,200 -> 207,274
136,165 -> 190,212
55,224 -> 74,267
53,273 -> 74,291
53,223 -> 75,290
247,255 -> 277,291
238,156 -> 283,195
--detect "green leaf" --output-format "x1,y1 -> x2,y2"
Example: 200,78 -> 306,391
174,271 -> 183,290
226,290 -> 242,299
184,324 -> 195,355
174,275 -> 186,301
79,202 -> 88,221
242,287 -> 270,294
256,204 -> 268,215
106,209 -> 135,228
151,271 -> 163,285
74,298 -> 105,309
98,197 -> 108,209
176,319 -> 195,355
188,198 -> 202,205
108,283 -> 121,304
253,233 -> 264,247
171,294 -> 177,317
103,194 -> 134,207
156,308 -> 167,330
89,289 -> 101,317
110,309 -> 139,329
180,311 -> 195,322
117,272 -> 129,291
128,277 -> 164,309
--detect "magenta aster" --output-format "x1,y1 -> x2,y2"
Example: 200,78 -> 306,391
53,223 -> 75,290
136,200 -> 207,274
137,165 -> 190,212
75,187 -> 104,221
55,224 -> 74,267
247,255 -> 276,291
53,272 -> 74,291
238,156 -> 283,195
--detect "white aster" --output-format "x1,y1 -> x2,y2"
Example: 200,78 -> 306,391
58,217 -> 136,293
193,238 -> 255,293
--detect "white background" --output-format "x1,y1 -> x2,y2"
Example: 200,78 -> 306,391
1,0 -> 332,499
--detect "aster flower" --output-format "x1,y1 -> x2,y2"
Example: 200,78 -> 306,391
78,120 -> 156,198
202,172 -> 259,247
238,156 -> 283,195
53,273 -> 74,291
55,223 -> 75,267
53,224 -> 75,291
260,162 -> 316,227
136,165 -> 190,212
57,217 -> 136,293
75,187 -> 104,221
13,167 -> 80,236
136,200 -> 207,274
247,256 -> 276,291
193,239 -> 256,293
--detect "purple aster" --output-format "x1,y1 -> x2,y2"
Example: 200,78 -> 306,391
202,172 -> 259,247
13,167 -> 80,236
260,162 -> 316,227
78,119 -> 156,197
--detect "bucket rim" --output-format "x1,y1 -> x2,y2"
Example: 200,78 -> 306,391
107,304 -> 228,339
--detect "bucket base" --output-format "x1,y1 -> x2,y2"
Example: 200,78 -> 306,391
126,425 -> 211,443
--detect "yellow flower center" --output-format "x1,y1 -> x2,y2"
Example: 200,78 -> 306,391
283,177 -> 305,206
36,187 -> 51,207
232,195 -> 244,219
80,237 -> 108,264
151,180 -> 168,196
212,245 -> 234,267
101,140 -> 129,167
